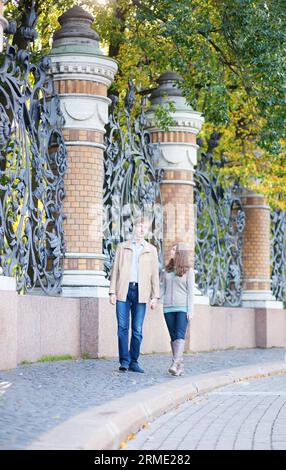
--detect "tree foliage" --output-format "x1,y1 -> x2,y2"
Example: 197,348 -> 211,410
4,0 -> 286,208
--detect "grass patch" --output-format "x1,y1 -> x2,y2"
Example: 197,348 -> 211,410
82,352 -> 92,360
37,354 -> 74,363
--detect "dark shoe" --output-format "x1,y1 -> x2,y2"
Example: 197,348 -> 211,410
119,366 -> 128,372
129,363 -> 144,373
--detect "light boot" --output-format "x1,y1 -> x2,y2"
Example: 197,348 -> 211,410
168,341 -> 176,374
169,339 -> 185,376
176,356 -> 184,376
173,339 -> 185,377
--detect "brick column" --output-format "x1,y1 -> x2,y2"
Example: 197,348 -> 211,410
145,72 -> 209,353
0,0 -> 8,52
49,6 -> 117,297
239,188 -> 283,308
145,72 -> 204,267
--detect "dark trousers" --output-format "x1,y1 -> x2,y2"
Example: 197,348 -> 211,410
116,283 -> 146,367
164,311 -> 188,342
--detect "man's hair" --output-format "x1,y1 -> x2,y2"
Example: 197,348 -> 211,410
134,216 -> 151,227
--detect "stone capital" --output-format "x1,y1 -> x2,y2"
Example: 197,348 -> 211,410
145,72 -> 204,171
49,55 -> 118,88
146,110 -> 204,135
49,6 -> 118,134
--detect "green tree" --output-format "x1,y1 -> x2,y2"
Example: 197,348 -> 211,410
4,0 -> 286,208
91,0 -> 286,209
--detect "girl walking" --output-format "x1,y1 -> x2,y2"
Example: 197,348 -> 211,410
160,243 -> 195,376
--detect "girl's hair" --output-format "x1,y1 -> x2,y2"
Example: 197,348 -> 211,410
174,248 -> 191,276
165,257 -> 175,273
165,244 -> 191,277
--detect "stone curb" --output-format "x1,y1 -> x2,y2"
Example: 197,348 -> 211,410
26,361 -> 286,450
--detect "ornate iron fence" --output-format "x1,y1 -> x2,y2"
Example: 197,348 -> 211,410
103,80 -> 164,277
103,90 -> 246,308
271,208 -> 286,307
103,86 -> 286,310
194,132 -> 246,306
0,3 -> 67,294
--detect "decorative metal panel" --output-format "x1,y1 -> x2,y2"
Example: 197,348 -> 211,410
194,132 -> 246,306
271,208 -> 286,307
103,80 -> 164,277
0,3 -> 67,294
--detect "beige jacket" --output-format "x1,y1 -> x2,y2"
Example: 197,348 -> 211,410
109,240 -> 160,303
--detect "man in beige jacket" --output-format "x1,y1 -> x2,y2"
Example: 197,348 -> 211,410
109,216 -> 160,373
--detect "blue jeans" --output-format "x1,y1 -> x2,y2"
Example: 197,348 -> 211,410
116,283 -> 146,368
164,311 -> 188,342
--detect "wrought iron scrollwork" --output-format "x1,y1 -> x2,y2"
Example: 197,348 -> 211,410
271,208 -> 286,307
0,2 -> 67,294
103,80 -> 164,277
194,132 -> 245,306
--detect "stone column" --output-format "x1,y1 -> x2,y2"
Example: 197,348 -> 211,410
49,6 -> 117,297
145,72 -> 204,267
0,0 -> 8,52
239,188 -> 283,308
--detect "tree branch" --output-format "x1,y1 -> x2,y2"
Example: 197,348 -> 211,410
198,31 -> 240,77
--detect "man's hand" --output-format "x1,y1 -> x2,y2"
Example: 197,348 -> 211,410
187,312 -> 193,321
109,294 -> 116,305
150,298 -> 158,310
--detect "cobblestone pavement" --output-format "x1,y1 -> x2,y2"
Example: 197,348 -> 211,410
125,373 -> 286,450
0,348 -> 285,449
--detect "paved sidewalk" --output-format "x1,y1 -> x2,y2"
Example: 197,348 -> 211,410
125,374 -> 286,450
0,348 -> 285,449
